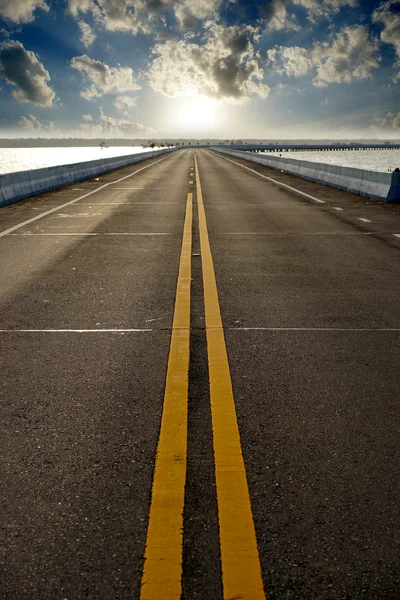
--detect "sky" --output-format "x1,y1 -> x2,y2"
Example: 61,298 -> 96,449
0,0 -> 399,140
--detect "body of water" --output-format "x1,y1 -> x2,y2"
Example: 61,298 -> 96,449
0,146 -> 159,175
262,149 -> 400,173
0,146 -> 399,175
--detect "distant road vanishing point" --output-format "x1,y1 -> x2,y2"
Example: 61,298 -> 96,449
1,149 -> 399,600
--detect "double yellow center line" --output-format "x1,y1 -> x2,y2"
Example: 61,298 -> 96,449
140,192 -> 192,599
140,155 -> 265,599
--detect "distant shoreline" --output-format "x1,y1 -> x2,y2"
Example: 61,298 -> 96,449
0,138 -> 399,148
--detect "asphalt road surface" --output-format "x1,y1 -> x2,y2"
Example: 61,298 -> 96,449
1,149 -> 399,600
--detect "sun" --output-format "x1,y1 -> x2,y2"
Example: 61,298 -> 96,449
177,96 -> 217,130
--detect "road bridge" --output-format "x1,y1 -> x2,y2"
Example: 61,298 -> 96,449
177,143 -> 400,151
221,143 -> 400,152
1,149 -> 399,599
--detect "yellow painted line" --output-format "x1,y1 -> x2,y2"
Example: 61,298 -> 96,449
140,193 -> 192,600
195,154 -> 266,599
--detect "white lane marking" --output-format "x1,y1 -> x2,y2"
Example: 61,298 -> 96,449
394,234 -> 400,239
358,217 -> 372,223
228,327 -> 400,331
208,204 -> 276,207
9,233 -> 99,236
8,232 -> 171,236
76,202 -> 178,205
333,207 -> 343,211
0,329 -> 154,333
0,154 -> 174,239
1,327 -> 399,333
218,232 -> 376,236
71,202 -> 178,205
103,232 -> 170,236
213,153 -> 327,204
189,180 -> 194,184
72,188 -> 85,191
112,187 -> 167,190
56,213 -> 103,217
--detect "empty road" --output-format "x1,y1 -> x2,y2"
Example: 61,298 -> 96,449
1,149 -> 399,599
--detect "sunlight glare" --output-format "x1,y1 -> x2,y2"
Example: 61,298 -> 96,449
177,97 -> 217,130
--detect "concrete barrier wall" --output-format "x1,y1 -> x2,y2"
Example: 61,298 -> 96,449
0,148 -> 174,208
212,148 -> 400,204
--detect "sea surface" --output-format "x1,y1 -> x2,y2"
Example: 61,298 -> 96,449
0,146 -> 158,175
0,146 -> 399,175
262,149 -> 400,173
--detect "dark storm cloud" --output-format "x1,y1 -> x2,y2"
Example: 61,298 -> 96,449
0,40 -> 55,106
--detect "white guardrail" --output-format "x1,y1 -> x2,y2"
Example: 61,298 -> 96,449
0,148 -> 175,208
211,148 -> 400,204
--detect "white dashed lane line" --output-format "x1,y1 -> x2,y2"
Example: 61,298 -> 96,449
0,153 -> 174,239
229,327 -> 400,332
7,232 -> 171,236
111,187 -> 167,190
214,153 -> 327,204
0,329 -> 154,333
212,153 -> 400,234
218,232 -> 376,236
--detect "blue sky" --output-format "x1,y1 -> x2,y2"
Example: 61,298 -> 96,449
0,0 -> 399,139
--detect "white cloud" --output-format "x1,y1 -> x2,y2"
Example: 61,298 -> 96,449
82,113 -> 93,121
0,40 -> 55,106
67,0 -> 241,36
114,95 -> 137,112
79,108 -> 149,137
68,0 -> 169,35
261,0 -> 300,32
174,0 -> 221,29
68,0 -> 93,17
70,54 -> 141,100
268,26 -> 380,88
78,21 -> 96,47
148,22 -> 270,103
260,0 -> 356,31
0,0 -> 49,24
268,45 -> 313,77
293,0 -> 357,23
373,0 -> 400,82
18,113 -> 59,132
371,111 -> 400,131
312,26 -> 380,87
